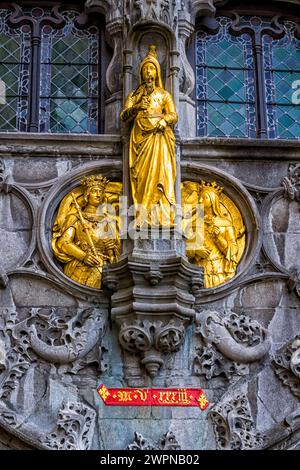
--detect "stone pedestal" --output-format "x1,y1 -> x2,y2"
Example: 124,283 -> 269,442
103,228 -> 203,376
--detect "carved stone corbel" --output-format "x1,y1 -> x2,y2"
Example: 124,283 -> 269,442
119,318 -> 185,376
104,233 -> 203,376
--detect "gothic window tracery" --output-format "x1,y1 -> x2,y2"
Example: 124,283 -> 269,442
196,12 -> 300,139
0,2 -> 104,133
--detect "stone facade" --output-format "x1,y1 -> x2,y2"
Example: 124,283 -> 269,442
0,0 -> 300,450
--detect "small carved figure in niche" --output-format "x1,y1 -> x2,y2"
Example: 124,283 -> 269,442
52,175 -> 121,288
182,181 -> 245,288
120,44 -> 178,227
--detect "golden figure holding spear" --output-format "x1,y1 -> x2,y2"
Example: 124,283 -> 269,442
52,175 -> 121,288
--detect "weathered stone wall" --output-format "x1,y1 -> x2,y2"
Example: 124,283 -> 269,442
0,0 -> 299,450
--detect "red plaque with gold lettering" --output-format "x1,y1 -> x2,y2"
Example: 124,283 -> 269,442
97,385 -> 209,411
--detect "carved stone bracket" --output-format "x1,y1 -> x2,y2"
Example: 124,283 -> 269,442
209,394 -> 266,450
195,310 -> 271,369
127,430 -> 181,450
40,402 -> 96,450
104,233 -> 203,377
273,336 -> 300,398
119,318 -> 185,376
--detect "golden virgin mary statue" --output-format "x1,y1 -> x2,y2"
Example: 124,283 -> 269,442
121,45 -> 178,227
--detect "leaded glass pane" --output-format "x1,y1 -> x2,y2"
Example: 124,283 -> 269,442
40,11 -> 99,134
196,17 -> 256,138
263,22 -> 300,139
0,10 -> 31,132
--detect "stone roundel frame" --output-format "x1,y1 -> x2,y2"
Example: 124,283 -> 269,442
37,160 -> 122,297
181,162 -> 262,301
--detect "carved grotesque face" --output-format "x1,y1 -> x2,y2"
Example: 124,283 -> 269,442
142,62 -> 157,83
87,187 -> 104,206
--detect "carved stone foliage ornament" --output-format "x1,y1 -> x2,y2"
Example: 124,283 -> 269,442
282,163 -> 300,202
0,304 -> 105,448
127,430 -> 181,450
119,318 -> 185,377
52,175 -> 121,289
273,336 -> 300,398
209,394 -> 266,450
194,310 -> 271,380
40,402 -> 96,450
182,181 -> 246,288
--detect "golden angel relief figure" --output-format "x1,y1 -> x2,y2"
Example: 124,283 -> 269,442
52,175 -> 121,289
182,181 -> 246,288
121,44 -> 177,227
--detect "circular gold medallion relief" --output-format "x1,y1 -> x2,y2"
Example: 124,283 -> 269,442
182,180 -> 246,288
52,175 -> 122,289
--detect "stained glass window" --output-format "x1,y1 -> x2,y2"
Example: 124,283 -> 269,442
263,21 -> 300,139
40,11 -> 100,133
0,9 -> 31,132
0,5 -> 103,134
196,17 -> 256,138
196,15 -> 300,140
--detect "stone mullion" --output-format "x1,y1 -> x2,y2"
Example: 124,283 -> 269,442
252,31 -> 268,138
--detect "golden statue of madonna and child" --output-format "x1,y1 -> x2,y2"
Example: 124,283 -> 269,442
51,45 -> 245,289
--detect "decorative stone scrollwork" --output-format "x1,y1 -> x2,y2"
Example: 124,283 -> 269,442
209,394 -> 266,450
0,308 -> 30,401
195,310 -> 271,370
119,319 -> 185,376
282,163 -> 300,202
194,344 -> 248,381
127,430 -> 181,450
13,307 -> 105,371
40,402 -> 96,450
273,336 -> 300,398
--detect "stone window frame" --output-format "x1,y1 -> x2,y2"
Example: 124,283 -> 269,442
194,3 -> 300,139
0,0 -> 107,134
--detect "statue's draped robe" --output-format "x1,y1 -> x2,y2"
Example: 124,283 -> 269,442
52,212 -> 119,288
121,87 -> 177,225
197,216 -> 238,288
